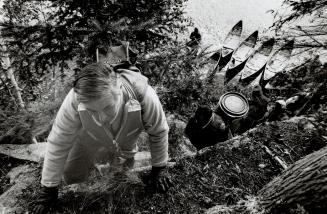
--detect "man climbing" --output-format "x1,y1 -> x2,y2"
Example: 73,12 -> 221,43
187,27 -> 202,47
30,43 -> 172,214
185,92 -> 249,150
185,105 -> 231,150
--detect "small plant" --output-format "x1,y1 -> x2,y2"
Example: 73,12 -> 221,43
142,44 -> 227,118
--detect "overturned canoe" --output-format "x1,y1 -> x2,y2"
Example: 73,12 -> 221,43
239,38 -> 275,86
259,39 -> 295,88
225,31 -> 259,83
211,20 -> 243,71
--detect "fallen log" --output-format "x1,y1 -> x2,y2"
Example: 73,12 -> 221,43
0,116 -> 312,163
258,145 -> 327,213
206,145 -> 327,214
0,143 -> 46,162
0,115 -> 196,163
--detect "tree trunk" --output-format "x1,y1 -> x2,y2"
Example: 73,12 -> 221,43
206,145 -> 327,214
258,145 -> 327,213
53,66 -> 59,99
3,54 -> 25,109
0,73 -> 19,108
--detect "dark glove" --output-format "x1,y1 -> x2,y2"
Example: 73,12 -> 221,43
147,166 -> 173,192
29,186 -> 58,214
123,157 -> 135,169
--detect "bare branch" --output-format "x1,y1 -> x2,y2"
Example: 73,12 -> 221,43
295,26 -> 327,48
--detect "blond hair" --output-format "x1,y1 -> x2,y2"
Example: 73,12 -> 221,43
73,62 -> 114,102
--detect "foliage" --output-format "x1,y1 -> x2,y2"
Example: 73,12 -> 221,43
142,45 -> 226,118
268,57 -> 326,97
0,68 -> 72,142
272,0 -> 327,54
264,56 -> 327,142
0,97 -> 63,142
274,0 -> 327,27
0,109 -> 34,138
0,0 -> 190,110
262,0 -> 327,133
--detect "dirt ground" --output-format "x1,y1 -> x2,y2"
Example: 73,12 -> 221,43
1,120 -> 323,214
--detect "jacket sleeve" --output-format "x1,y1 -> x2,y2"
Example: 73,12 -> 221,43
141,86 -> 169,167
41,89 -> 82,187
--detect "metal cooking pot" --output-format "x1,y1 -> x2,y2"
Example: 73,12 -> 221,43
216,92 -> 249,119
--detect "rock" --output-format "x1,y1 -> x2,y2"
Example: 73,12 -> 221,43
285,116 -> 316,131
0,143 -> 46,162
205,196 -> 261,214
259,164 -> 266,169
0,165 -> 39,214
285,116 -> 315,123
0,133 -> 150,164
133,151 -> 152,168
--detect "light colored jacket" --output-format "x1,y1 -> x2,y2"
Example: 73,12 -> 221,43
41,70 -> 169,187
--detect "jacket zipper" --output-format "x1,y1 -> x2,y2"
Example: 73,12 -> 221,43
112,102 -> 129,150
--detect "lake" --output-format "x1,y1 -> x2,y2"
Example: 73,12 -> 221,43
185,0 -> 283,49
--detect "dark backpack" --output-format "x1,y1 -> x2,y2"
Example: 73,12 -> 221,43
185,105 -> 230,150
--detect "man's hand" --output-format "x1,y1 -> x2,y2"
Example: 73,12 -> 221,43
29,186 -> 58,214
147,166 -> 173,192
